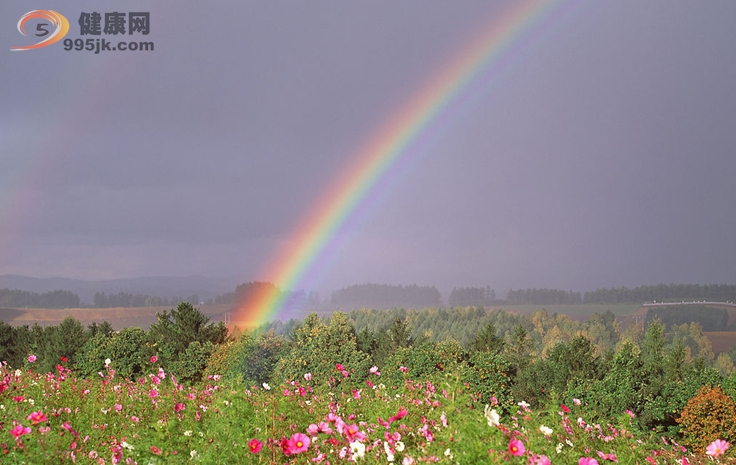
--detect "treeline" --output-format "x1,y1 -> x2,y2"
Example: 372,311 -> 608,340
330,283 -> 442,309
646,305 -> 730,332
448,286 -> 496,306
584,283 -> 736,304
506,288 -> 582,305
92,292 -> 201,308
0,288 -> 79,308
213,281 -> 321,310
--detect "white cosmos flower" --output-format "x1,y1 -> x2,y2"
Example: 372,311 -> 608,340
539,425 -> 553,436
350,441 -> 365,460
384,441 -> 395,462
484,405 -> 501,427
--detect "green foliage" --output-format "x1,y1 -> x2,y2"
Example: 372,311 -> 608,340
467,322 -> 504,354
18,317 -> 90,373
146,302 -> 228,383
76,327 -> 151,379
641,363 -> 722,434
239,330 -> 288,385
586,341 -> 645,419
276,312 -> 371,385
464,350 -> 513,408
646,305 -> 728,332
169,341 -> 217,383
383,337 -> 465,386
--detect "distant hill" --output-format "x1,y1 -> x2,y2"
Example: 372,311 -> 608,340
0,275 -> 241,306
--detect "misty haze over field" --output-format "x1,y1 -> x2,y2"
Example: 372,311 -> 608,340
1,1 -> 735,297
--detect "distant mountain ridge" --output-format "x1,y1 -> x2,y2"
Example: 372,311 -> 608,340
0,275 -> 241,306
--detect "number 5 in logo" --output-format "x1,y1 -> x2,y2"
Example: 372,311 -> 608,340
11,10 -> 69,51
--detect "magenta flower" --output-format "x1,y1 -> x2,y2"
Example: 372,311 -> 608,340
579,458 -> 599,465
706,439 -> 729,457
27,354 -> 36,363
530,454 -> 551,465
344,424 -> 366,442
10,424 -> 32,439
508,439 -> 525,456
248,438 -> 262,454
597,451 -> 618,462
174,402 -> 186,413
150,355 -> 158,363
389,407 -> 408,424
284,432 -> 310,455
26,411 -> 48,425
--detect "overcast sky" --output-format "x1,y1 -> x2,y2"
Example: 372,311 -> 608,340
1,0 -> 735,296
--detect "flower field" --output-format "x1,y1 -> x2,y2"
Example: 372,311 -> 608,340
0,357 -> 730,464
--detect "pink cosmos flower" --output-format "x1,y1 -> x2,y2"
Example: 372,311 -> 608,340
344,424 -> 366,442
598,451 -> 618,462
10,424 -> 32,439
579,458 -> 599,465
336,364 -> 344,371
399,366 -> 409,373
150,445 -> 162,455
27,411 -> 48,425
150,355 -> 157,363
27,355 -> 37,363
174,403 -> 185,413
285,433 -> 310,455
304,373 -> 312,381
389,407 -> 408,424
530,454 -> 551,465
508,439 -> 525,456
248,438 -> 262,454
561,404 -> 571,414
114,404 -> 122,412
706,439 -> 729,457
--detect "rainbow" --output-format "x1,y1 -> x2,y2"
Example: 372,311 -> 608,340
233,0 -> 572,327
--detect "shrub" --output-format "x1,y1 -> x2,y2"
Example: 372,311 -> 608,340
677,385 -> 736,453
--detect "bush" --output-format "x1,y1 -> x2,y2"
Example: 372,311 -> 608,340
677,385 -> 736,454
